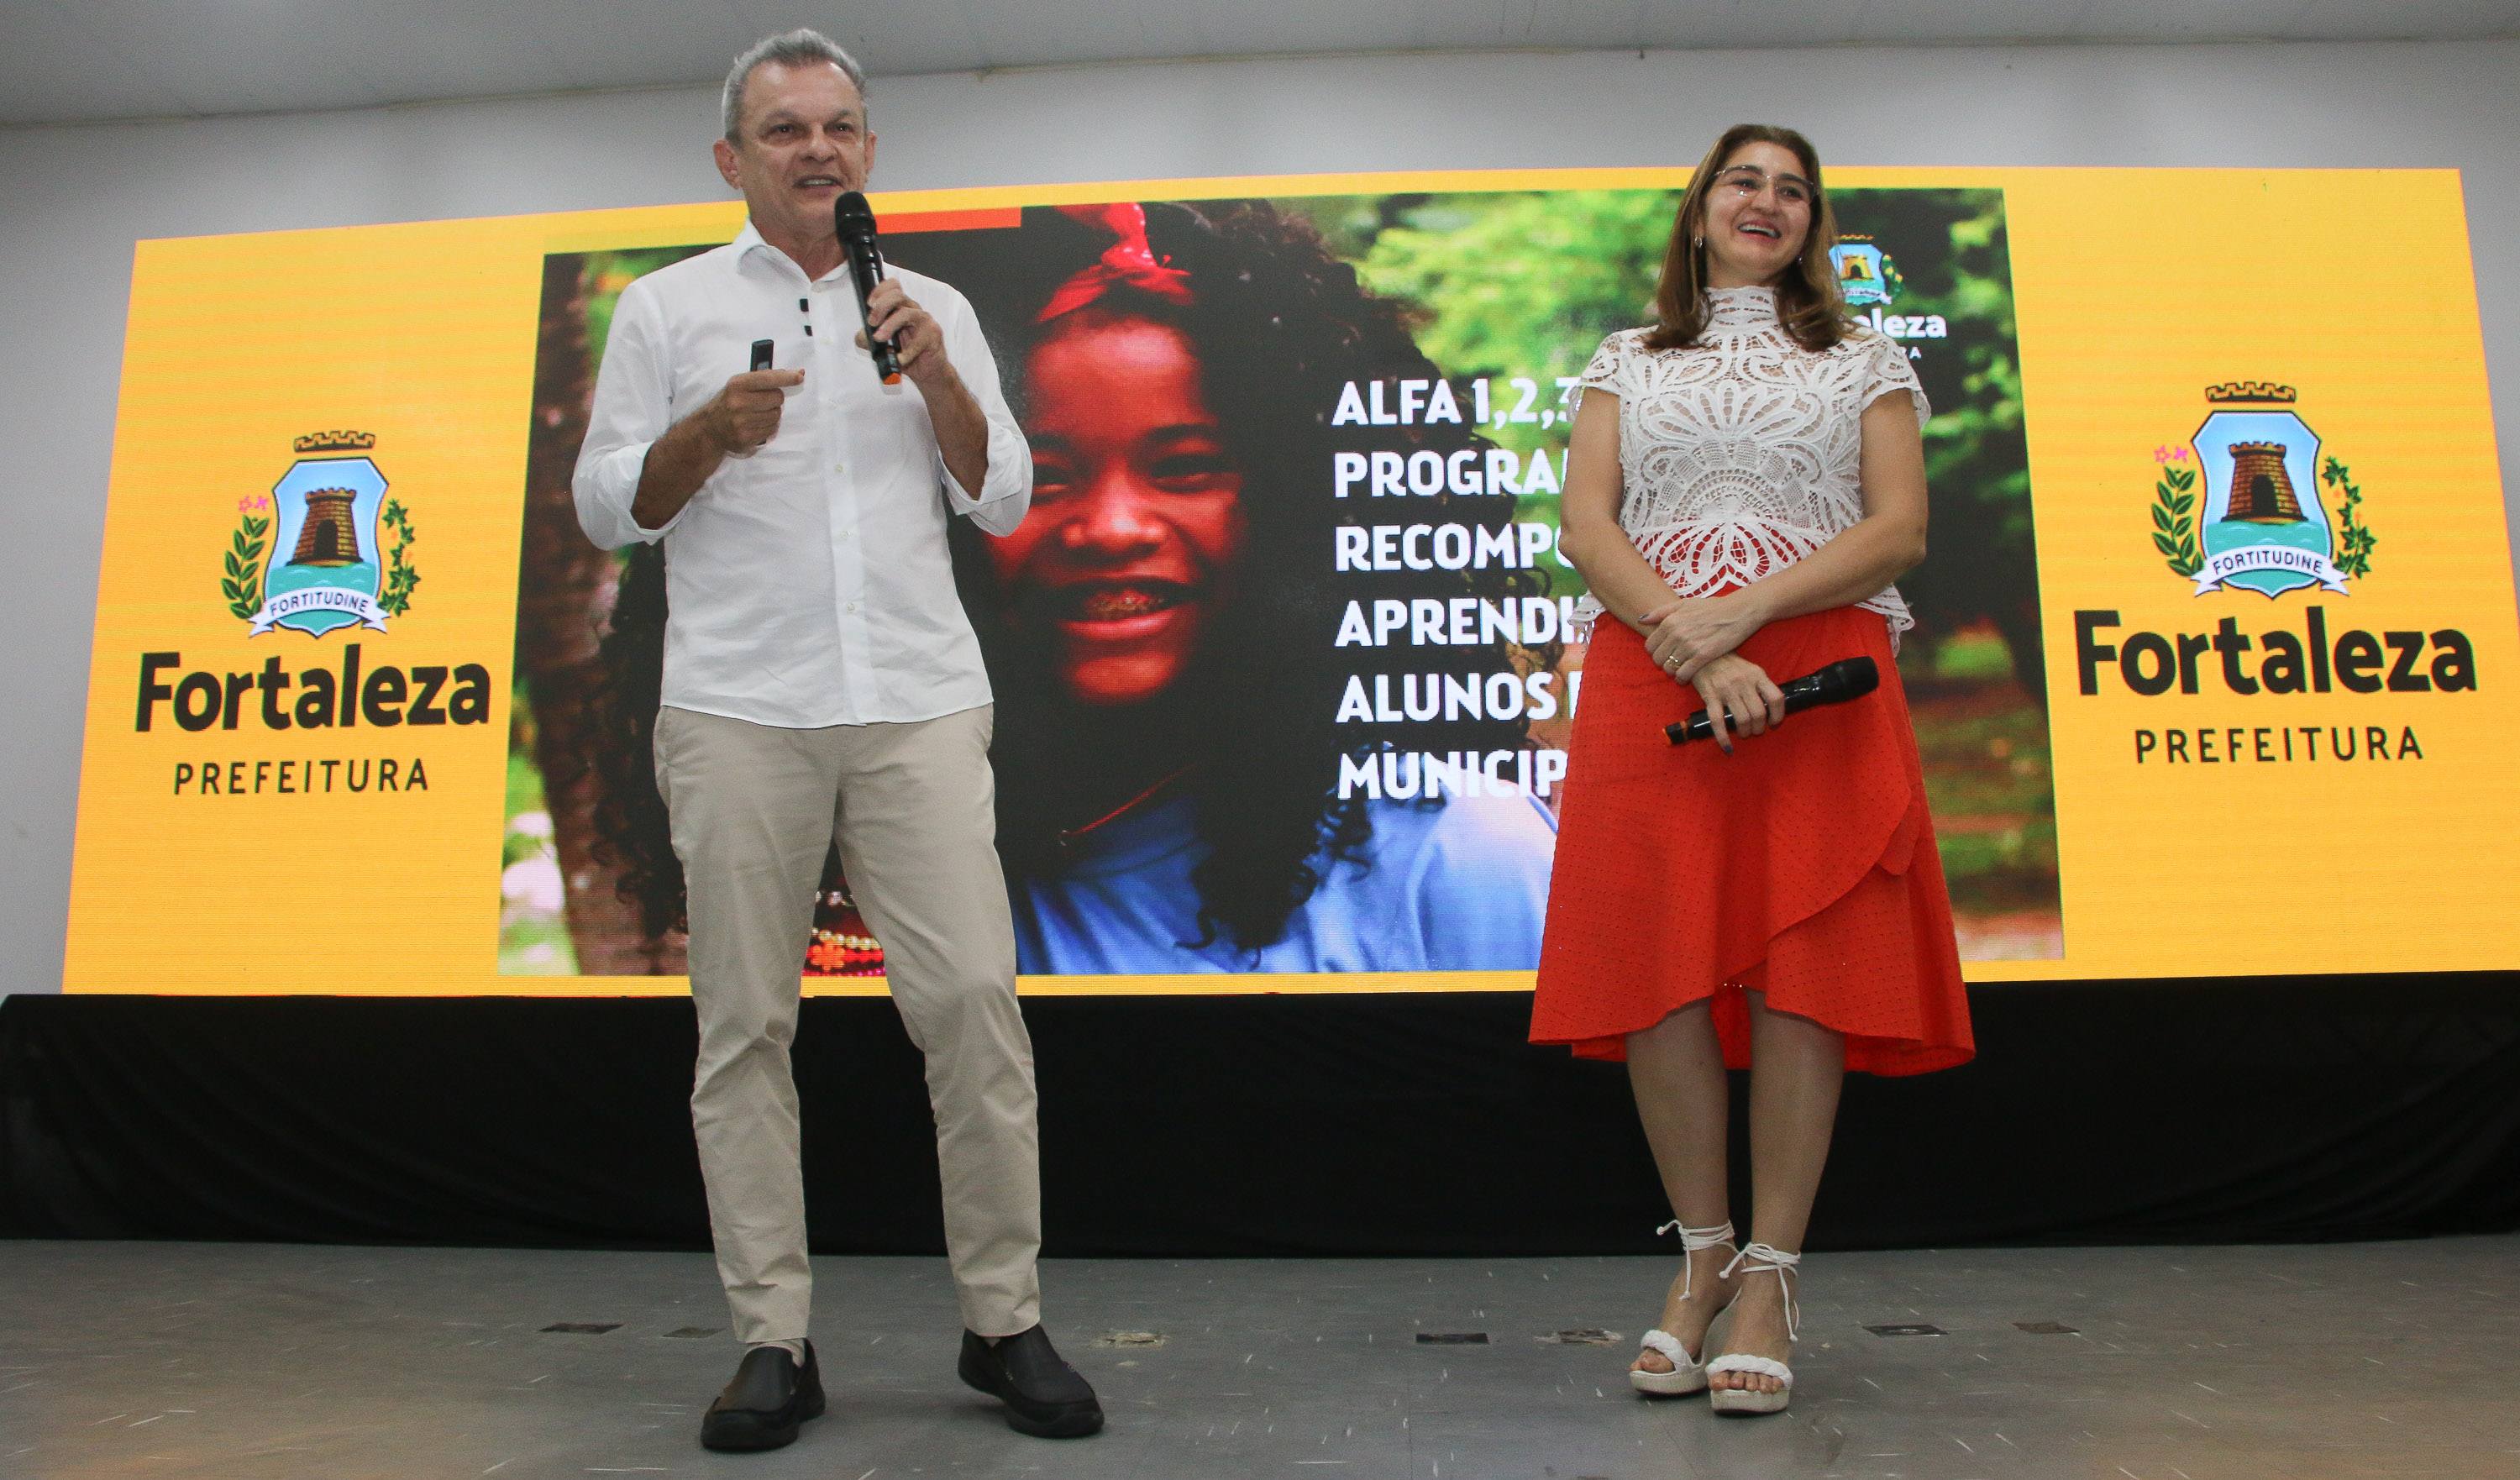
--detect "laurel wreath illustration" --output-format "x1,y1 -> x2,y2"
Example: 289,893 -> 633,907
221,509 -> 271,619
218,498 -> 421,620
2150,464 -> 2202,579
379,496 -> 422,617
2152,452 -> 2377,583
2321,456 -> 2376,579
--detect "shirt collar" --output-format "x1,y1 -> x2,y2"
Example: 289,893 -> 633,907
730,218 -> 853,287
730,219 -> 793,280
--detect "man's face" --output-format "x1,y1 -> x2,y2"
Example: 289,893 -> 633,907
711,60 -> 875,243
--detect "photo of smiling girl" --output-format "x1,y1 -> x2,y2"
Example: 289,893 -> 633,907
909,201 -> 1561,974
566,202 -> 1563,979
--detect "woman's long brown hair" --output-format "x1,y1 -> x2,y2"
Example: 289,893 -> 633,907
1643,123 -> 1847,354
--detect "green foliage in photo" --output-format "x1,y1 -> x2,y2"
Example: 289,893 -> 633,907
1294,188 -> 2036,700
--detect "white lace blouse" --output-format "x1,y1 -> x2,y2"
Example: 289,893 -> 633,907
1574,286 -> 1929,638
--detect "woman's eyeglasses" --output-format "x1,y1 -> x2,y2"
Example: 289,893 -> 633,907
1710,165 -> 1814,207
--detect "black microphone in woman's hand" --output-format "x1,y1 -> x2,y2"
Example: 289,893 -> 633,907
833,191 -> 902,386
1665,656 -> 1879,745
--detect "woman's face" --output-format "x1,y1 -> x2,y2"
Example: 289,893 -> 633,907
992,314 -> 1247,708
1698,139 -> 1816,289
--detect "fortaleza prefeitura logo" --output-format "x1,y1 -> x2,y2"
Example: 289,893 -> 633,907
1826,236 -> 1946,349
2146,382 -> 2375,598
132,430 -> 493,799
1829,237 -> 1900,306
2076,384 -> 2475,768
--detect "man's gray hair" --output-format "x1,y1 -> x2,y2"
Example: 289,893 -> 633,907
722,29 -> 867,141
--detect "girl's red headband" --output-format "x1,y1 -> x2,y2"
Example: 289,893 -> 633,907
1036,202 -> 1194,323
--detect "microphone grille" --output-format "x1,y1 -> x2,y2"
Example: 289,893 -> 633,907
1829,656 -> 1881,696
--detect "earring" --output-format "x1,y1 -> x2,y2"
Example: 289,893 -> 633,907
1692,234 -> 1704,249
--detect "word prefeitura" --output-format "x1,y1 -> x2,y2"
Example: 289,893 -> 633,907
172,757 -> 430,795
2073,609 -> 2476,697
2132,726 -> 2423,764
134,646 -> 491,732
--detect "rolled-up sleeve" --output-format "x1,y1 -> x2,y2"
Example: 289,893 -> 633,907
934,291 -> 1032,538
572,283 -> 679,549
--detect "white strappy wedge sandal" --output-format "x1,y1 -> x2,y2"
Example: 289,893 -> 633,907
1705,1242 -> 1800,1415
1628,1220 -> 1735,1397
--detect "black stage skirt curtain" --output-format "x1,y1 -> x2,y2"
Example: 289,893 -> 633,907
4,975 -> 2517,1253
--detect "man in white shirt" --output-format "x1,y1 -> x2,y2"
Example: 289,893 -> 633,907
573,29 -> 1100,1450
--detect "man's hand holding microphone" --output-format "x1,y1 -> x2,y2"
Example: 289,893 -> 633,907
857,278 -> 954,388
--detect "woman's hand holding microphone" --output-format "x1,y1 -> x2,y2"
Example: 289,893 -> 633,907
1639,591 -> 1784,753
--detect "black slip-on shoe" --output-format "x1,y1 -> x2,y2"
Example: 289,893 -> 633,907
700,1340 -> 826,1451
957,1326 -> 1104,1438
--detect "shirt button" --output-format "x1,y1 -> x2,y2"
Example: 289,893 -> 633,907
844,601 -> 858,613
832,462 -> 845,474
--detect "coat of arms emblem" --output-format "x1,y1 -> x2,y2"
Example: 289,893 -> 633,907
224,431 -> 419,637
1827,238 -> 1898,307
2150,384 -> 2375,598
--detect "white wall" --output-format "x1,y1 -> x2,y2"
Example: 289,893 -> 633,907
3,40 -> 2512,994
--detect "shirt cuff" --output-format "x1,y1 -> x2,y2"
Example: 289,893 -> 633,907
580,439 -> 682,546
942,417 -> 1032,532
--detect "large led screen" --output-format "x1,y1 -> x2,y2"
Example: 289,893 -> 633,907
65,167 -> 2520,994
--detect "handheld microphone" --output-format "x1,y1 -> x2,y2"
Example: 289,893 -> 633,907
833,191 -> 902,386
1665,656 -> 1879,745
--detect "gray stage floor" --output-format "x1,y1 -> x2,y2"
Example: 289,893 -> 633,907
3,1237 -> 2515,1480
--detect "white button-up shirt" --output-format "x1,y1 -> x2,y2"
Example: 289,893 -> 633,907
573,221 -> 1030,729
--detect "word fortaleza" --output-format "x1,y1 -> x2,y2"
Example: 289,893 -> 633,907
135,647 -> 491,732
2073,610 -> 2476,697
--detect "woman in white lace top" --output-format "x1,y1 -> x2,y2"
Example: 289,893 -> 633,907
1529,125 -> 1974,1417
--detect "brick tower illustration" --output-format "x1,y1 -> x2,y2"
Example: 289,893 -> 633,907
288,488 -> 363,566
2223,443 -> 2306,523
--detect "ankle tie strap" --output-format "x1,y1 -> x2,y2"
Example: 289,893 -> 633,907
1654,1220 -> 1736,1300
1719,1242 -> 1802,1341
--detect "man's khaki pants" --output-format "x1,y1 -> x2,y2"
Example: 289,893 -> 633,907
654,703 -> 1040,1345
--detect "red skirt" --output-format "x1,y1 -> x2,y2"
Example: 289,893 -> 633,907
1530,607 -> 1973,1075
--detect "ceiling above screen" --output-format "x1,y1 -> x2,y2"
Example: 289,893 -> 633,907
5,0 -> 2515,126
